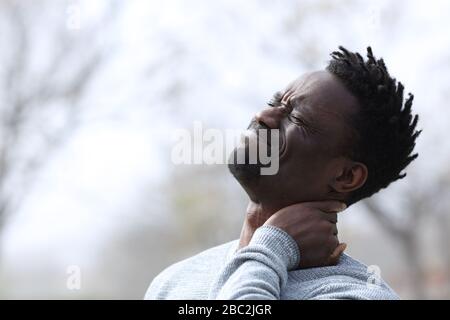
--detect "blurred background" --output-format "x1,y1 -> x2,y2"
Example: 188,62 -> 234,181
0,0 -> 449,299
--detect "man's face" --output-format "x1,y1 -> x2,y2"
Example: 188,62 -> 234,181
228,70 -> 360,209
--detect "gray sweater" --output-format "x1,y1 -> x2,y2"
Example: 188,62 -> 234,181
145,225 -> 399,300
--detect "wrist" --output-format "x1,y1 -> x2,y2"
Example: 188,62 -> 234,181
249,225 -> 300,270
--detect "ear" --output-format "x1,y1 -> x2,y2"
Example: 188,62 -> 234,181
330,160 -> 368,193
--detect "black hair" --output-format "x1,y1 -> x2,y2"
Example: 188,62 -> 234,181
326,46 -> 421,205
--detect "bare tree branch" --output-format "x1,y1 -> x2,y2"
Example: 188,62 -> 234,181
361,198 -> 408,237
0,1 -> 121,233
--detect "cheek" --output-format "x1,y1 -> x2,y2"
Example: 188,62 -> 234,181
279,127 -> 334,184
282,125 -> 331,168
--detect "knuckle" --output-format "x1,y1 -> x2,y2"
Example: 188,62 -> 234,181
320,220 -> 331,230
328,235 -> 339,246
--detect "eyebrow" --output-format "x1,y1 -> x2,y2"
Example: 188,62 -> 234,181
289,94 -> 307,107
267,91 -> 283,106
287,96 -> 308,116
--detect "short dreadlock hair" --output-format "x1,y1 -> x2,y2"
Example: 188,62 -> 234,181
326,46 -> 421,205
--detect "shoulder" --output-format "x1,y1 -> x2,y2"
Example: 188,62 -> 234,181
311,276 -> 399,300
310,254 -> 399,300
288,254 -> 399,300
144,240 -> 238,299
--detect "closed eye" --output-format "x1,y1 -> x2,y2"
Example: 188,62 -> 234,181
289,114 -> 322,135
289,114 -> 308,127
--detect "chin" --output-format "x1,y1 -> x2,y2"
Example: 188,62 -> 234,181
227,146 -> 262,186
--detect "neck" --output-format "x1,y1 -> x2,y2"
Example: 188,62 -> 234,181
238,199 -> 280,249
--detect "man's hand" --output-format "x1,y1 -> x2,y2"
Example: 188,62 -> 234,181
263,201 -> 347,269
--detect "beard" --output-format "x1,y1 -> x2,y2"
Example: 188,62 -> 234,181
227,144 -> 262,187
227,121 -> 278,188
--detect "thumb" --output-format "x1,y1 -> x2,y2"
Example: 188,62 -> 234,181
326,242 -> 347,266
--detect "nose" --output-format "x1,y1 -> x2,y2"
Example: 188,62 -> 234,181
255,105 -> 290,129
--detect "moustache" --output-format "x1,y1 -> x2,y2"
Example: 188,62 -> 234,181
246,120 -> 280,148
247,119 -> 271,131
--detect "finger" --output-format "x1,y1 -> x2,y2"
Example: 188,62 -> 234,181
332,223 -> 338,236
319,212 -> 338,223
327,242 -> 347,266
328,235 -> 339,254
333,242 -> 347,257
304,200 -> 347,213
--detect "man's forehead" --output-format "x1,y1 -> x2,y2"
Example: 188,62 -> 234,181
284,71 -> 334,99
282,70 -> 358,112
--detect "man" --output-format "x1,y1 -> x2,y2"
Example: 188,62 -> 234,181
145,46 -> 420,299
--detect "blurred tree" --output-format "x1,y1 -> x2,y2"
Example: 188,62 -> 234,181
0,1 -> 120,243
363,167 -> 450,299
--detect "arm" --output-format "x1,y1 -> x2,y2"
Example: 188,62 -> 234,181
209,201 -> 347,300
209,225 -> 299,300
